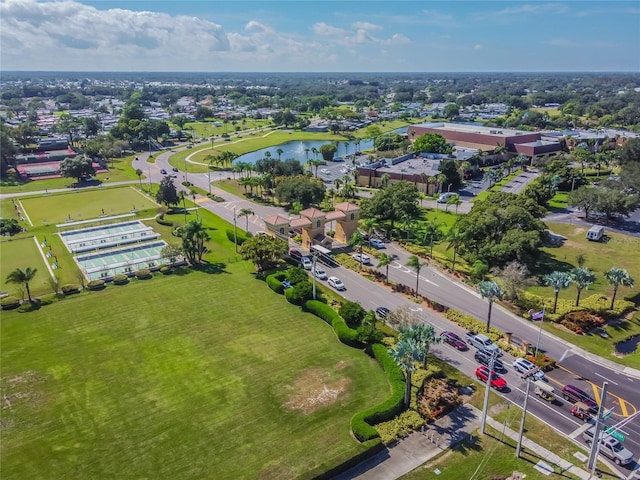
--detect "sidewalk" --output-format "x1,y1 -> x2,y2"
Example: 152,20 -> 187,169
333,404 -> 594,480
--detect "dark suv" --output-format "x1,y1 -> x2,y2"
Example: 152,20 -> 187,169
562,385 -> 598,413
474,349 -> 505,372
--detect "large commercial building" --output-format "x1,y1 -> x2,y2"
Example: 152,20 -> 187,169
407,122 -> 563,159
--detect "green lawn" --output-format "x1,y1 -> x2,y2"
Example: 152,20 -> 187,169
531,222 -> 640,301
18,186 -> 159,226
0,263 -> 390,479
0,237 -> 53,297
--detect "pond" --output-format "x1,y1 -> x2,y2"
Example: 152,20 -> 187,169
615,334 -> 640,355
235,126 -> 408,164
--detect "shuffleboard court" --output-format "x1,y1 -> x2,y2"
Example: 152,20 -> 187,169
19,187 -> 158,226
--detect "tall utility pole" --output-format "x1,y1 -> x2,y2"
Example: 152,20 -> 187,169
533,306 -> 546,358
516,369 -> 539,457
587,381 -> 609,475
312,253 -> 317,300
480,352 -> 497,434
233,207 -> 238,253
208,168 -> 212,195
148,165 -> 152,191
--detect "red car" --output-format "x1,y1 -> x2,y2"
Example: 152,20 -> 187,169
475,366 -> 507,391
440,331 -> 469,351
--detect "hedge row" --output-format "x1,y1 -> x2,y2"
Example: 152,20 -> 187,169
156,216 -> 174,227
518,291 -> 635,322
0,296 -> 20,310
303,300 -> 361,348
226,228 -> 248,247
62,284 -> 82,295
350,343 -> 405,442
266,272 -> 286,294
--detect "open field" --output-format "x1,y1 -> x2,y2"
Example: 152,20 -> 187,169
0,237 -> 52,297
531,222 -> 640,301
0,263 -> 390,479
18,187 -> 158,226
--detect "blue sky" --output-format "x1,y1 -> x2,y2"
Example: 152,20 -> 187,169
1,0 -> 639,72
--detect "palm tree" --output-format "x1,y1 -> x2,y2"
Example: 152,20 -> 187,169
276,148 -> 283,160
376,253 -> 393,284
446,228 -> 464,273
477,281 -> 504,332
422,220 -> 442,258
570,267 -> 596,306
543,271 -> 573,313
311,147 -> 319,161
406,255 -> 427,296
135,168 -> 143,190
238,207 -> 254,231
349,230 -> 366,270
399,323 -> 442,369
181,220 -> 210,265
310,160 -> 322,178
304,148 -> 310,162
177,190 -> 187,223
361,217 -> 378,242
604,267 -> 635,310
389,338 -> 423,409
483,169 -> 500,188
6,267 -> 38,303
380,173 -> 391,188
436,173 -> 447,193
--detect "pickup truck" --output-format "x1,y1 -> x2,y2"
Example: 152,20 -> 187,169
466,331 -> 502,356
582,426 -> 634,466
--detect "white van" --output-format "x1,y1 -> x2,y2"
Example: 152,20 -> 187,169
437,192 -> 455,204
586,225 -> 605,242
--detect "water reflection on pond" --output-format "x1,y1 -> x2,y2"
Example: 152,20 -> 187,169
234,126 -> 408,164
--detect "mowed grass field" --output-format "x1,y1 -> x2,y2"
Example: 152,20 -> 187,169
18,187 -> 158,226
530,222 -> 640,301
0,237 -> 52,296
0,263 -> 390,479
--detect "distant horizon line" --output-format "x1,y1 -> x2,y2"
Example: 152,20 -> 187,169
2,70 -> 639,75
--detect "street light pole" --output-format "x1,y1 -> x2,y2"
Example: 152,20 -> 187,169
184,156 -> 188,184
208,168 -> 211,195
148,165 -> 152,191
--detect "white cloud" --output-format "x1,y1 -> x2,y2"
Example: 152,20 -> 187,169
351,21 -> 383,31
492,3 -> 570,17
473,44 -> 483,50
312,22 -> 346,36
383,34 -> 411,45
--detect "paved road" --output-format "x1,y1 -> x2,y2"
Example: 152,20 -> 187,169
4,145 -> 639,463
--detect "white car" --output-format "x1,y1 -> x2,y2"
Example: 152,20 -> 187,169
352,253 -> 371,264
314,267 -> 327,280
320,168 -> 330,175
513,358 -> 545,380
300,256 -> 313,270
328,276 -> 345,290
369,238 -> 385,249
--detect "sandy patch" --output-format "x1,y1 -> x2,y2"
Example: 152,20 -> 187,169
283,366 -> 351,414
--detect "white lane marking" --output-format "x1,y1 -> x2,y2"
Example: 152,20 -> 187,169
595,372 -> 618,386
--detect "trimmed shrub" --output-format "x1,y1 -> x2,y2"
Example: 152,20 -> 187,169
1,296 -> 21,310
445,309 -> 502,340
112,274 -> 129,285
339,301 -> 366,328
266,273 -> 285,294
156,216 -> 174,227
87,279 -> 106,291
17,299 -> 42,313
135,268 -> 152,280
61,284 -> 82,295
350,343 -> 405,442
285,281 -> 312,305
159,266 -> 172,275
375,410 -> 426,444
39,294 -> 59,306
304,300 -> 336,325
226,228 -> 248,246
